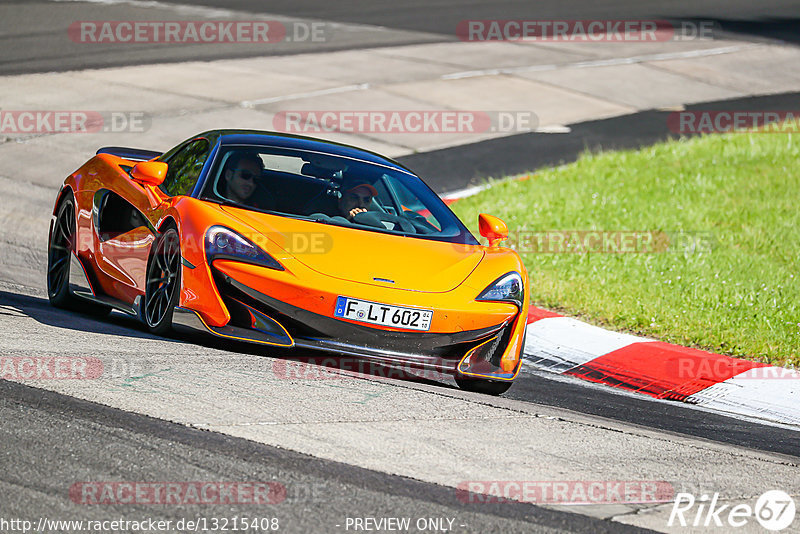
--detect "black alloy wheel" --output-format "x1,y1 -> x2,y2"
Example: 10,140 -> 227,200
142,227 -> 181,335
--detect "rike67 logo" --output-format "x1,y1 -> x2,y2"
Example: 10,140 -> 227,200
669,490 -> 796,531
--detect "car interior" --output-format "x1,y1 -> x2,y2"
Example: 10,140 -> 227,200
207,149 -> 445,236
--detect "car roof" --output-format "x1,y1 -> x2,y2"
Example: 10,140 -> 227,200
198,129 -> 414,175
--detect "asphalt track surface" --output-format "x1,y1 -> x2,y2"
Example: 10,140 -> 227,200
0,379 -> 649,534
0,0 -> 798,74
156,0 -> 800,44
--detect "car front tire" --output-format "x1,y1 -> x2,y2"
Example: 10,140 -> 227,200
141,226 -> 181,335
455,376 -> 514,396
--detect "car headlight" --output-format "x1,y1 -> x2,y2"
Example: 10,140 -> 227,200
476,271 -> 523,307
205,225 -> 284,271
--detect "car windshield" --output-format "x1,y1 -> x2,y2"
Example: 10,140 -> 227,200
199,145 -> 479,245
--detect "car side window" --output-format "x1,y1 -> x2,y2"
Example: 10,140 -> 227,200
160,139 -> 210,196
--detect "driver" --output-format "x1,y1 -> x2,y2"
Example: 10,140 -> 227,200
337,176 -> 378,220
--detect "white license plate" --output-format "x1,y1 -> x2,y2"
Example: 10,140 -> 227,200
334,296 -> 433,331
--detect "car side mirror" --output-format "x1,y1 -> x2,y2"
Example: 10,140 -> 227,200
131,161 -> 167,186
478,213 -> 508,247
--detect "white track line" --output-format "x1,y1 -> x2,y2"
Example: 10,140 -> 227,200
240,83 -> 371,108
441,44 -> 756,80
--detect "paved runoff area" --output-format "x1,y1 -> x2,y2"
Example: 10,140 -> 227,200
2,2 -> 800,532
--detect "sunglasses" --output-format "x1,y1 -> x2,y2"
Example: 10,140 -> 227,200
235,169 -> 259,181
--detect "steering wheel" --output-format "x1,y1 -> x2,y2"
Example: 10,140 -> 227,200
352,211 -> 416,233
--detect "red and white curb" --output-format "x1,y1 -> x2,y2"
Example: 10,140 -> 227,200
440,187 -> 798,428
522,308 -> 800,428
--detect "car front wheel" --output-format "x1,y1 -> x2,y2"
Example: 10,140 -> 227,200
141,226 -> 181,335
455,376 -> 513,396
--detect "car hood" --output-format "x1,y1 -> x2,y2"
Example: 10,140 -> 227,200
220,206 -> 484,293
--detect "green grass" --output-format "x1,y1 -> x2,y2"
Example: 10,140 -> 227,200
450,130 -> 800,366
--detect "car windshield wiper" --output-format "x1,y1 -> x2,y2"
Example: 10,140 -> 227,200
215,199 -> 249,210
211,199 -> 283,217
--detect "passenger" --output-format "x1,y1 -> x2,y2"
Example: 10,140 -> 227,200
221,152 -> 275,210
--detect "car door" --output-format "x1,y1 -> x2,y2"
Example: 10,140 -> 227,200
94,138 -> 211,303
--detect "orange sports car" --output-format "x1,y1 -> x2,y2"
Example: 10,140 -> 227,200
47,130 -> 529,394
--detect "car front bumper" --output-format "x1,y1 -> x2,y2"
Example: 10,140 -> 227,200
173,261 -> 526,382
